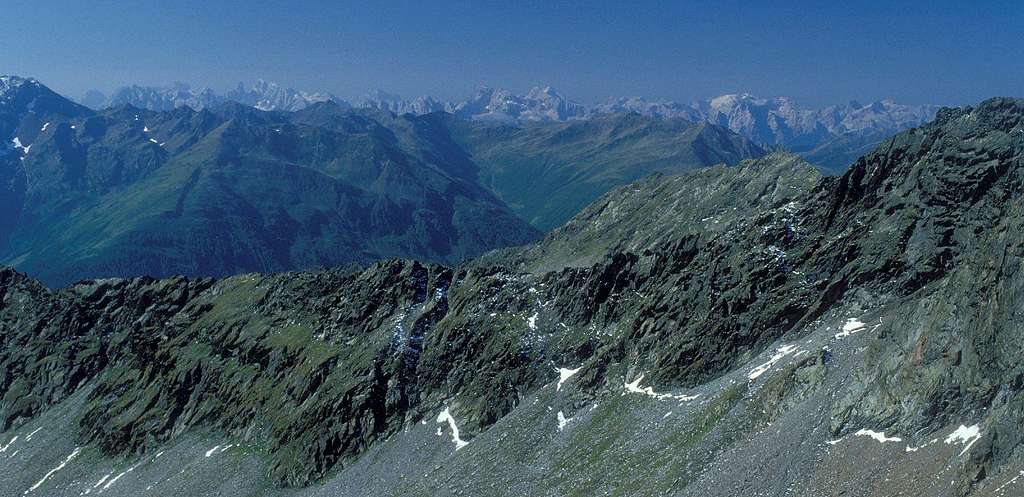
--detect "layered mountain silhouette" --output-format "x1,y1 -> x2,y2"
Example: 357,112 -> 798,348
1,97 -> 1022,496
93,80 -> 342,113
2,77 -> 760,286
82,81 -> 937,173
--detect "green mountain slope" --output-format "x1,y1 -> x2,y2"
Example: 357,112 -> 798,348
1,98 -> 1023,496
0,78 -> 765,287
484,152 -> 821,271
0,90 -> 540,286
442,113 -> 764,230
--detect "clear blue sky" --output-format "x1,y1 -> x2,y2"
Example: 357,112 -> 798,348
1,0 -> 1021,106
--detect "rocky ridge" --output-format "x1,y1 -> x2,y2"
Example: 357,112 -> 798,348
1,98 -> 1023,496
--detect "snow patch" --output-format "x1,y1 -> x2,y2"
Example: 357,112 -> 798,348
25,447 -> 80,494
436,407 -> 469,450
527,312 -> 538,330
624,374 -> 699,402
557,411 -> 572,431
556,366 -> 581,391
748,345 -> 801,380
945,424 -> 982,456
854,429 -> 902,443
40,122 -> 49,132
11,137 -> 29,155
834,318 -> 866,339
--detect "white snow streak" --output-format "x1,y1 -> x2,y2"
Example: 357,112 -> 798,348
25,427 -> 42,440
25,447 -> 80,494
41,122 -> 50,132
436,407 -> 469,450
102,461 -> 142,490
93,473 -> 113,488
748,345 -> 801,380
203,444 -> 234,457
0,436 -> 18,453
994,470 -> 1024,493
854,429 -> 902,443
624,374 -> 699,402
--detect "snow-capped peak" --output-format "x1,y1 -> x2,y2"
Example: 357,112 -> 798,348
0,76 -> 40,98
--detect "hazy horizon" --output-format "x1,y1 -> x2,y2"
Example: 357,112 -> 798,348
2,0 -> 1022,107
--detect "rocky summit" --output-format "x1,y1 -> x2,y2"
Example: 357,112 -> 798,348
1,98 -> 1023,496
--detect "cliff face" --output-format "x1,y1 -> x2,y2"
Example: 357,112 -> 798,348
1,99 -> 1023,496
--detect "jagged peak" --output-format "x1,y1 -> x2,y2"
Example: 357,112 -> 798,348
0,75 -> 38,89
526,85 -> 563,98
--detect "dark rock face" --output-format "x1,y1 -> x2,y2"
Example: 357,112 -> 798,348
1,98 -> 1023,495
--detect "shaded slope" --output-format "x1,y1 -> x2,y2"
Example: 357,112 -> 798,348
0,90 -> 539,286
444,113 -> 764,230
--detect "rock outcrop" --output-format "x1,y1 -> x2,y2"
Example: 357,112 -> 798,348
1,99 -> 1023,496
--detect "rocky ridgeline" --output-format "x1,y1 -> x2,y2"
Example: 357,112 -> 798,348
1,98 -> 1023,494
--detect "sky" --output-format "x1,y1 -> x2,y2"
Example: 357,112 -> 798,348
1,0 -> 1021,106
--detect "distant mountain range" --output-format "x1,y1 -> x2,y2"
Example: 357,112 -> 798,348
81,82 -> 939,173
1,76 -> 760,285
90,81 -> 342,113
